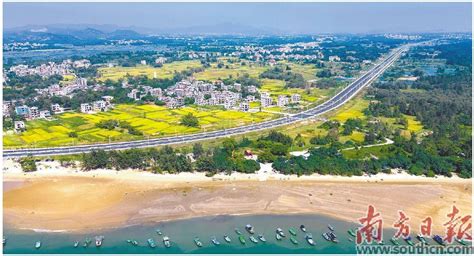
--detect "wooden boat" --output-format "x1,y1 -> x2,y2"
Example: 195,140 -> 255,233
249,236 -> 258,244
73,241 -> 79,248
238,235 -> 246,244
276,228 -> 286,237
83,238 -> 92,248
300,225 -> 307,232
245,224 -> 255,234
322,232 -> 331,242
289,228 -> 297,236
328,232 -> 339,243
95,236 -> 104,247
147,238 -> 156,248
276,233 -> 282,241
223,235 -> 231,243
416,234 -> 429,245
433,235 -> 445,246
235,228 -> 242,235
163,236 -> 171,248
194,237 -> 203,247
305,233 -> 315,246
328,224 -> 335,231
258,234 -> 266,242
211,236 -> 220,246
404,236 -> 414,246
390,237 -> 400,245
35,241 -> 41,249
290,237 -> 298,245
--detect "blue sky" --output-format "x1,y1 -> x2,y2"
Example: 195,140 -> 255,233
4,2 -> 472,33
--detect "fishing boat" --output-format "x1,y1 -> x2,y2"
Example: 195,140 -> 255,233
132,240 -> 138,246
74,241 -> 79,248
305,233 -> 315,246
289,228 -> 297,236
300,225 -> 307,232
276,233 -> 282,241
290,237 -> 299,245
223,235 -> 231,243
404,236 -> 414,246
245,224 -> 255,234
194,237 -> 203,247
390,237 -> 400,245
328,232 -> 339,243
455,238 -> 467,246
432,235 -> 445,246
35,241 -> 41,249
416,234 -> 429,245
249,236 -> 259,244
322,232 -> 331,242
147,238 -> 157,248
235,228 -> 242,235
238,235 -> 246,244
83,238 -> 91,248
156,229 -> 163,235
211,236 -> 220,246
347,229 -> 357,237
163,236 -> 171,248
95,236 -> 104,247
258,234 -> 266,242
328,224 -> 335,231
276,228 -> 286,237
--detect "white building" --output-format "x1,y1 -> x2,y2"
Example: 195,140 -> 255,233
291,93 -> 301,103
261,95 -> 273,108
277,95 -> 289,107
14,121 -> 26,132
140,60 -> 147,65
51,103 -> 64,114
240,101 -> 250,112
29,107 -> 40,119
39,110 -> 51,119
80,103 -> 92,113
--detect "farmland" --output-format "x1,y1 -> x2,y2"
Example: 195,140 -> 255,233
97,60 -> 203,81
3,104 -> 278,148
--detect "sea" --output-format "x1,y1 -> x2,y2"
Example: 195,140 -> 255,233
4,214 -> 470,254
4,214 -> 360,254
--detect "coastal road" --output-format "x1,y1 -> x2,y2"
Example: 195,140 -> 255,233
3,46 -> 407,158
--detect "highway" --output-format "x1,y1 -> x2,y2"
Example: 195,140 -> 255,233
3,46 -> 407,158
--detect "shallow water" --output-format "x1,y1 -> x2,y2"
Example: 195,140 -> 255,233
4,214 -> 359,254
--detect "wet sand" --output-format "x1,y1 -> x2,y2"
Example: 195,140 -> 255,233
4,173 -> 471,234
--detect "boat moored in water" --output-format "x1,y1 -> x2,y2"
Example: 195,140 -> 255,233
289,228 -> 297,236
433,235 -> 445,246
305,233 -> 315,246
404,236 -> 414,246
390,237 -> 400,245
35,241 -> 41,249
147,238 -> 156,248
276,233 -> 282,241
235,228 -> 242,235
223,235 -> 231,243
163,236 -> 171,248
290,237 -> 298,245
249,236 -> 258,244
73,241 -> 79,248
194,237 -> 203,247
416,234 -> 429,245
348,228 -> 357,237
258,234 -> 266,242
95,236 -> 104,247
245,224 -> 255,234
276,228 -> 286,237
300,225 -> 307,232
328,224 -> 335,231
211,236 -> 220,246
239,235 -> 246,244
156,229 -> 163,235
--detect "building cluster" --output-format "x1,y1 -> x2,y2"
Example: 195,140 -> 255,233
36,78 -> 88,97
3,42 -> 48,51
238,41 -> 325,63
125,78 -> 301,111
8,59 -> 91,78
80,96 -> 114,114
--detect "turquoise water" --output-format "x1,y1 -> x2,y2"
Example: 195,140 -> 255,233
4,214 -> 359,254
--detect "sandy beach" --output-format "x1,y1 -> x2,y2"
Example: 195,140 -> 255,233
3,159 -> 472,234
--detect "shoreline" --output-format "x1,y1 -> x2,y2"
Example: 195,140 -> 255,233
3,159 -> 472,234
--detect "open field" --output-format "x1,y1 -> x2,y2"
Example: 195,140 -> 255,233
97,60 -> 203,81
260,79 -> 336,105
3,104 -> 278,148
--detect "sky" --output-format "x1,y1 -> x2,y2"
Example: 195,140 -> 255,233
4,2 -> 472,34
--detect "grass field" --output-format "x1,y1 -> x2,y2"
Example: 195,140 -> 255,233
97,60 -> 203,81
3,104 -> 278,148
260,79 -> 332,104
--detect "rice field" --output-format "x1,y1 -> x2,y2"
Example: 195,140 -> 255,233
97,60 -> 203,81
3,104 -> 278,148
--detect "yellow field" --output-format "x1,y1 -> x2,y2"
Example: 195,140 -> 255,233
3,104 -> 278,148
260,79 -> 328,103
97,60 -> 203,81
330,98 -> 370,122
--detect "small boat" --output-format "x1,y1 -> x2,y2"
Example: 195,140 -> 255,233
305,233 -> 315,246
245,224 -> 255,234
416,234 -> 429,245
147,238 -> 156,248
322,232 -> 331,241
276,233 -> 282,241
258,234 -> 266,242
328,224 -> 335,231
390,237 -> 400,246
83,238 -> 91,248
348,238 -> 354,242
239,235 -> 246,244
194,237 -> 203,247
223,235 -> 231,243
95,236 -> 104,247
276,228 -> 286,237
235,228 -> 242,235
132,240 -> 138,246
348,229 -> 357,237
249,236 -> 258,244
328,232 -> 339,243
433,235 -> 445,246
74,241 -> 79,248
211,236 -> 220,246
300,225 -> 307,232
35,241 -> 41,249
289,228 -> 297,236
3,237 -> 6,246
290,237 -> 298,245
404,236 -> 414,246
156,229 -> 163,235
163,236 -> 171,248
455,238 -> 467,246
